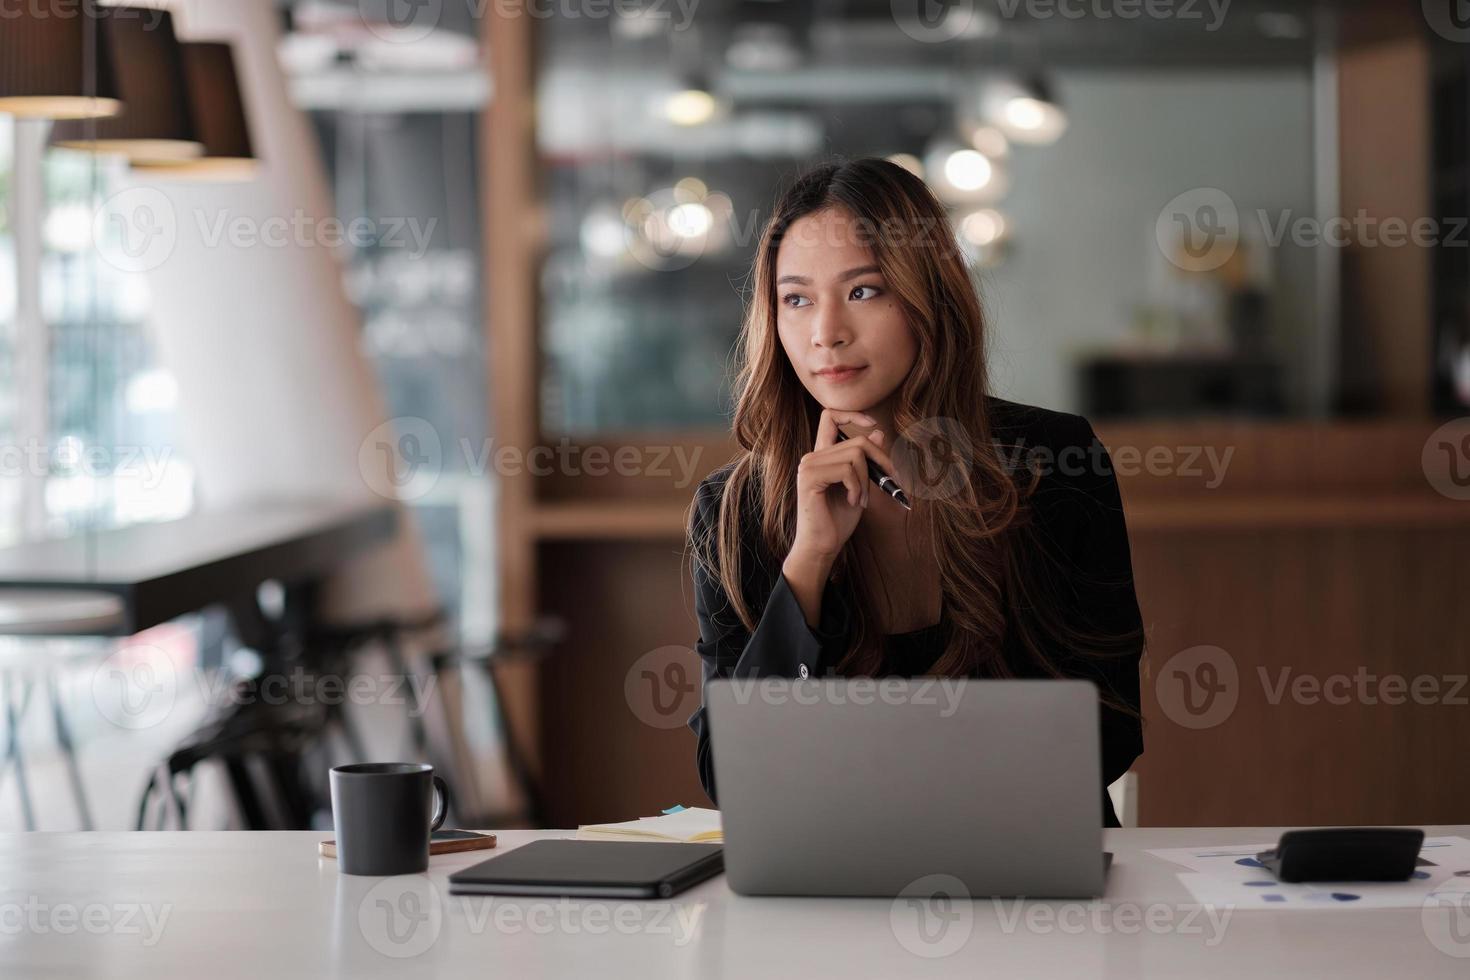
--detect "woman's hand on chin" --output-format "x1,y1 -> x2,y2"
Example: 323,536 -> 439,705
784,408 -> 899,625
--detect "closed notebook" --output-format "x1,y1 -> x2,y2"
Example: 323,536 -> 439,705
576,807 -> 722,843
449,840 -> 724,899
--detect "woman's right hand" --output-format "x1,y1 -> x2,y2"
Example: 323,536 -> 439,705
788,409 -> 901,565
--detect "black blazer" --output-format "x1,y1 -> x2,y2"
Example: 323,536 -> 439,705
686,397 -> 1145,827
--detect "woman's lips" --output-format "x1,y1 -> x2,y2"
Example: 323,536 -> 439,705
815,366 -> 867,384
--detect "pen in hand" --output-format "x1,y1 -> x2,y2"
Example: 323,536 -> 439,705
836,430 -> 913,511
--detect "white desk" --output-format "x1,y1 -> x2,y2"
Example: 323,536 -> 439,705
2,827 -> 1467,978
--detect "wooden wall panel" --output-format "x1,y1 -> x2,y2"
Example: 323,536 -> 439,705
484,2 -> 545,787
537,540 -> 708,827
1134,526 -> 1470,825
1338,36 -> 1431,415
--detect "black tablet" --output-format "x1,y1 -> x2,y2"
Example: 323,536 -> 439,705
449,840 -> 724,899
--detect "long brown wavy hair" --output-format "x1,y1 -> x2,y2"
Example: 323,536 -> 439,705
691,157 -> 1139,697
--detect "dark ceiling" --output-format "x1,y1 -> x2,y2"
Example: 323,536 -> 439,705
307,0 -> 1427,68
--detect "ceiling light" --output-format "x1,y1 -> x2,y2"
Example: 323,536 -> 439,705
51,6 -> 203,163
968,125 -> 1009,159
667,202 -> 714,239
960,209 -> 1008,248
664,87 -> 717,126
924,139 -> 1008,205
943,149 -> 993,192
133,42 -> 258,182
0,1 -> 123,120
994,76 -> 1068,146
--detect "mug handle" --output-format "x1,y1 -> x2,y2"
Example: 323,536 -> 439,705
430,775 -> 450,832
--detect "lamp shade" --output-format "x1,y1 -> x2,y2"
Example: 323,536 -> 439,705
51,6 -> 203,163
0,1 -> 122,119
135,42 -> 259,181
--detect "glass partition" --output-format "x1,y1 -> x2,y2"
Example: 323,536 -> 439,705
0,118 -> 193,549
536,7 -> 1326,430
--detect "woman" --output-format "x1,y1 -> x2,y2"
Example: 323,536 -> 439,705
686,158 -> 1145,827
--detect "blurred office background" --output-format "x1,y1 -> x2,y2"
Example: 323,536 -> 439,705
0,0 -> 1464,832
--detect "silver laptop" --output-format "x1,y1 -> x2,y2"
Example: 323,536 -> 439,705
705,678 -> 1107,897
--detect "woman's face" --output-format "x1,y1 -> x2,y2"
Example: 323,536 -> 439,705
774,207 -> 919,416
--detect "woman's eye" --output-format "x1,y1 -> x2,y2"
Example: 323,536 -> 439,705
782,293 -> 812,308
849,285 -> 881,301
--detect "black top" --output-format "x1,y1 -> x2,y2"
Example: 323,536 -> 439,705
686,397 -> 1145,828
881,618 -> 951,676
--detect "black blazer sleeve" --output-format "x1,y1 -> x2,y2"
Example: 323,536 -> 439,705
685,475 -> 849,805
1020,413 -> 1146,813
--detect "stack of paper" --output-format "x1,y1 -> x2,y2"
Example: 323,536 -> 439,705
577,807 -> 722,843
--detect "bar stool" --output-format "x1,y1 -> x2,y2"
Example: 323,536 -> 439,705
0,589 -> 125,830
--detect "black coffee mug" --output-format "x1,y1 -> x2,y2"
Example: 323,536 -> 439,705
330,763 -> 448,876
